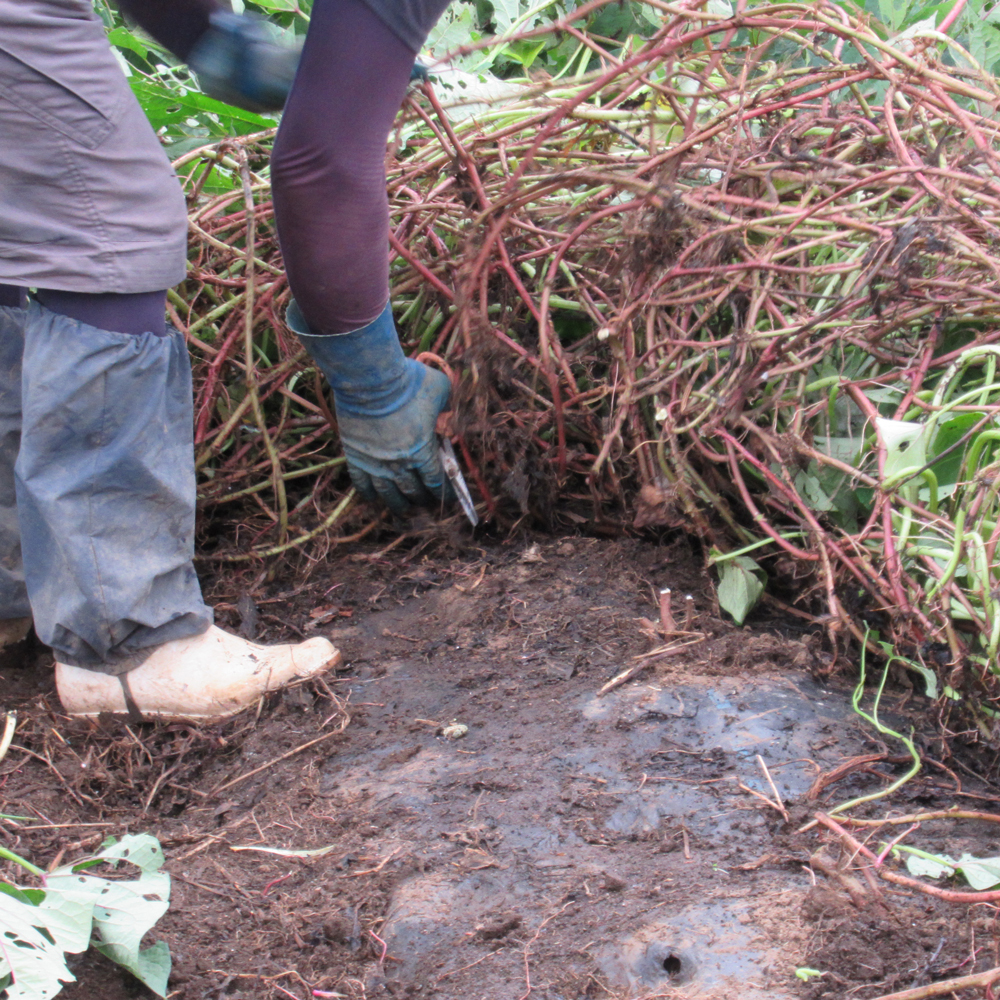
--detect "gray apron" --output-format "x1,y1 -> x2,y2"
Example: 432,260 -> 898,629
0,0 -> 188,292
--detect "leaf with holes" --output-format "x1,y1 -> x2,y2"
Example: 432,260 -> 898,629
0,834 -> 171,999
0,892 -> 78,1000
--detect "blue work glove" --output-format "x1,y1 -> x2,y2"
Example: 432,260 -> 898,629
287,301 -> 453,516
187,11 -> 301,114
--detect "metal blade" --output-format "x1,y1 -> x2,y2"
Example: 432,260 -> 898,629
438,437 -> 479,526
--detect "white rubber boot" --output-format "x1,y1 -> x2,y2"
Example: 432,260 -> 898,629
0,617 -> 31,649
55,625 -> 340,721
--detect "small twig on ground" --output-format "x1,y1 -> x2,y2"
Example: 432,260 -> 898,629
208,727 -> 348,797
907,936 -> 946,991
369,929 -> 388,966
659,588 -> 675,632
806,752 -> 901,801
809,850 -> 871,910
434,950 -> 499,984
262,871 -> 294,896
518,901 -> 574,1000
9,743 -> 89,808
633,638 -> 705,661
738,780 -> 788,821
596,661 -> 652,696
841,809 -> 1000,827
868,965 -> 1000,1000
598,637 -> 706,695
342,846 -> 403,878
0,711 -> 15,764
756,755 -> 789,822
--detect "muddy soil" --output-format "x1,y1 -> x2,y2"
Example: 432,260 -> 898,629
3,534 -> 1000,1000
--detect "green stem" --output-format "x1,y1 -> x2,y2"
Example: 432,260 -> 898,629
829,633 -> 922,816
0,847 -> 44,877
204,490 -> 358,562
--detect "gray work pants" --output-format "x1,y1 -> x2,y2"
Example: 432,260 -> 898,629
0,305 -> 213,671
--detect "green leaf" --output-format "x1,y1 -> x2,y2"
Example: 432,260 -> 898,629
107,26 -> 149,60
0,884 -> 43,907
0,834 -> 172,996
0,892 -> 76,999
905,853 -> 955,879
89,833 -> 167,872
956,854 -> 1000,890
906,661 -> 939,699
876,417 -> 930,484
490,0 -> 520,33
794,471 -> 834,512
795,968 -> 824,982
95,940 -> 171,997
88,872 -> 171,956
245,0 -> 299,10
503,38 -> 548,69
929,412 -> 984,490
35,875 -> 101,955
717,556 -> 765,625
813,435 -> 861,463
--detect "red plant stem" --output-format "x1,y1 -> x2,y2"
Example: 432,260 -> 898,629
844,383 -> 910,611
937,0 -> 967,35
893,330 -> 937,420
456,433 -> 497,519
388,231 -> 454,301
261,872 -> 293,896
195,312 -> 245,443
816,813 -> 1000,903
875,822 -> 921,866
884,87 -> 1000,240
721,439 -> 819,561
740,69 -> 873,121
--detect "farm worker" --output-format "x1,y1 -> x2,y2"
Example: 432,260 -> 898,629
0,0 -> 452,720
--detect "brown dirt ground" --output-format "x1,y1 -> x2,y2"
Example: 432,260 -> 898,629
3,533 -> 1000,1000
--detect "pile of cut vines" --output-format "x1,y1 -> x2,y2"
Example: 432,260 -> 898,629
171,0 -> 1000,728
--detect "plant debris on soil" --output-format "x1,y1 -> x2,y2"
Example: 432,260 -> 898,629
5,536 -> 1000,1000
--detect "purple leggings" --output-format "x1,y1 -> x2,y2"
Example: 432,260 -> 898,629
0,284 -> 167,337
12,0 -> 415,338
271,0 -> 418,335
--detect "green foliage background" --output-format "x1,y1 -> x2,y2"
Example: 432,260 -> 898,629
97,0 -> 1000,151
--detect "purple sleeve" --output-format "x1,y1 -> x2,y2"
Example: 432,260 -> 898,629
116,0 -> 227,62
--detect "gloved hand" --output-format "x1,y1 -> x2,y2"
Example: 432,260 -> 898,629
287,300 -> 453,516
187,11 -> 301,114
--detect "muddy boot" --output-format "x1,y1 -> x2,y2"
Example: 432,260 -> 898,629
55,625 -> 340,721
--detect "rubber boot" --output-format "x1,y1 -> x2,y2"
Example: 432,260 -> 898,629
55,625 -> 340,721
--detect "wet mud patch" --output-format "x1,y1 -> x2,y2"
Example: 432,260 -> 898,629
2,536 -> 1000,1000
